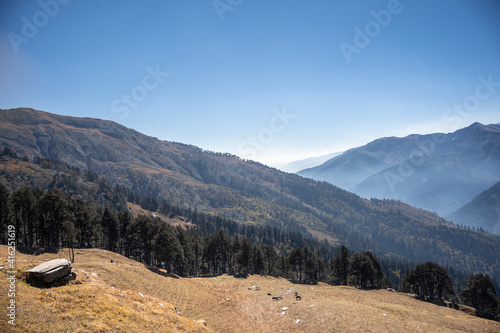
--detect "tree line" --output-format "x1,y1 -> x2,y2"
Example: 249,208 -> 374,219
0,184 -> 379,285
0,183 -> 498,319
2,148 -> 500,294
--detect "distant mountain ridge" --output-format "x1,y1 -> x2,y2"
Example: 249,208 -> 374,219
447,180 -> 500,234
298,122 -> 500,217
2,108 -> 500,283
278,152 -> 342,173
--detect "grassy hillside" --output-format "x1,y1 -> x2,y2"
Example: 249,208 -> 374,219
0,246 -> 209,332
1,245 -> 498,332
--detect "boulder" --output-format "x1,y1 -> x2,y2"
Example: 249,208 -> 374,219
27,258 -> 72,283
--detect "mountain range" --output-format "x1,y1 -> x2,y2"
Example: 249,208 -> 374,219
447,180 -> 500,234
278,152 -> 342,173
298,123 -> 500,219
1,107 -> 500,282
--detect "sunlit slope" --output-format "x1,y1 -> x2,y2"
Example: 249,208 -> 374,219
0,246 -> 209,333
1,246 -> 498,333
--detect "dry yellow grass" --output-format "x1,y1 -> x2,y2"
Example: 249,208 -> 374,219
1,245 -> 498,332
0,246 -> 209,333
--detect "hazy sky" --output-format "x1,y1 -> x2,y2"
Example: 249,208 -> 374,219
1,0 -> 499,166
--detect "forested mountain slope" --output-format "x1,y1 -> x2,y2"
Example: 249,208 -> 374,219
1,108 -> 500,283
447,180 -> 500,234
299,123 -> 500,217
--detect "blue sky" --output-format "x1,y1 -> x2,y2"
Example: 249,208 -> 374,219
1,0 -> 499,166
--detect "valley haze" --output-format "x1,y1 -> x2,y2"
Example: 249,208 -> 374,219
298,122 -> 500,223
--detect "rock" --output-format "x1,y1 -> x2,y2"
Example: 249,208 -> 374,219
26,259 -> 72,283
296,319 -> 301,323
281,307 -> 288,311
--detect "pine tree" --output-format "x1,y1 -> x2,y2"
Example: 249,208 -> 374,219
407,262 -> 455,303
349,252 -> 375,288
0,183 -> 9,244
460,274 -> 499,319
38,188 -> 67,247
11,187 -> 36,246
289,247 -> 304,282
62,220 -> 77,263
101,207 -> 119,252
331,245 -> 349,285
303,246 -> 319,284
117,210 -> 132,255
153,224 -> 183,274
237,237 -> 252,276
261,244 -> 277,276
